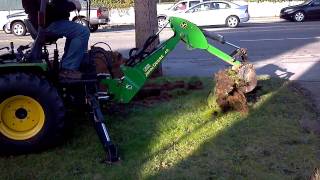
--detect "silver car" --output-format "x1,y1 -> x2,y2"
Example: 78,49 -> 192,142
159,0 -> 249,28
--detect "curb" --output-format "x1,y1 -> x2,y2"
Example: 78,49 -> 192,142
250,16 -> 281,21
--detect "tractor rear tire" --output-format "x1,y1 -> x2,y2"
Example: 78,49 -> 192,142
0,73 -> 65,154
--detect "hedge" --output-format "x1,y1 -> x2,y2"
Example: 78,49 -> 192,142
91,0 -> 303,9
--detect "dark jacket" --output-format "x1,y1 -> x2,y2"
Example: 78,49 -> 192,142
22,0 -> 76,29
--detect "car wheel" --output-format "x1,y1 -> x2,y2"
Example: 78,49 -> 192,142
74,18 -> 89,28
158,16 -> 167,28
89,24 -> 99,32
226,16 -> 240,28
11,21 -> 26,36
293,11 -> 305,22
3,25 -> 11,34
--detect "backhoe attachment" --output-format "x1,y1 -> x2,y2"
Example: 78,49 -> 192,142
170,17 -> 257,94
101,17 -> 257,104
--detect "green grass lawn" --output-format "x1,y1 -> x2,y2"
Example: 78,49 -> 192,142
0,77 -> 319,180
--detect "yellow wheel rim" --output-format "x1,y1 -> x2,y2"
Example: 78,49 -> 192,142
0,95 -> 45,140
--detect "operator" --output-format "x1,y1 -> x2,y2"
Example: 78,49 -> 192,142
22,0 -> 90,80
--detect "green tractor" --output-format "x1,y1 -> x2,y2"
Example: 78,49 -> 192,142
0,0 -> 257,163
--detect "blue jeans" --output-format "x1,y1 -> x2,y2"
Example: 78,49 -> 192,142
46,20 -> 90,70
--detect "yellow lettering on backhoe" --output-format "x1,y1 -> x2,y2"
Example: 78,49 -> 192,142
144,48 -> 170,77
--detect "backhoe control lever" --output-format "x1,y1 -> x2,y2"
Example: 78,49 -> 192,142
87,94 -> 120,163
16,44 -> 31,61
10,42 -> 14,55
230,48 -> 248,62
202,30 -> 225,44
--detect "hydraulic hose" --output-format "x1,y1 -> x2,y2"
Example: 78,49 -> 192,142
202,30 -> 225,44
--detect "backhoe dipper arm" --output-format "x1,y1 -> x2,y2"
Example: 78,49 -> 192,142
101,17 -> 241,103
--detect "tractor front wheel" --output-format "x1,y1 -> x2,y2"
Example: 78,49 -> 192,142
0,73 -> 65,154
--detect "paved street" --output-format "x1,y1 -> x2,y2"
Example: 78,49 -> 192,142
1,19 -> 320,82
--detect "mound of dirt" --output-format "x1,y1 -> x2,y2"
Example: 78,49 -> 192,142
213,69 -> 249,114
135,79 -> 203,106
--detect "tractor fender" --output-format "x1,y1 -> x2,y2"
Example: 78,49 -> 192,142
0,63 -> 48,75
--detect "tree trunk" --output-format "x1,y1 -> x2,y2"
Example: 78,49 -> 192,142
134,0 -> 162,77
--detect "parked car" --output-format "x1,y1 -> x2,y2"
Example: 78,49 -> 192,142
3,1 -> 109,36
280,0 -> 320,22
158,0 -> 212,28
0,0 -> 23,31
163,1 -> 249,28
3,11 -> 27,36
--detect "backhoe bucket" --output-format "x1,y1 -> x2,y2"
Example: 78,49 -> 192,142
237,63 -> 257,93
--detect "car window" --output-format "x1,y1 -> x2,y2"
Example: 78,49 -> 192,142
79,0 -> 88,8
203,2 -> 214,10
312,0 -> 320,6
189,1 -> 201,8
173,1 -> 188,11
186,2 -> 216,12
211,2 -> 231,9
186,3 -> 202,13
301,0 -> 312,5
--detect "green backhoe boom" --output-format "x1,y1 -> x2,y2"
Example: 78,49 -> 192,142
101,17 -> 241,103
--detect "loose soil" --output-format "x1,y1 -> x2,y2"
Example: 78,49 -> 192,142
213,70 -> 249,114
103,79 -> 203,116
91,49 -> 204,106
134,79 -> 203,106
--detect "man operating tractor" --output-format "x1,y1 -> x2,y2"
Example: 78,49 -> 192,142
22,0 -> 90,79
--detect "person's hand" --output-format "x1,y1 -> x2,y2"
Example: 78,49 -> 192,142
68,0 -> 81,11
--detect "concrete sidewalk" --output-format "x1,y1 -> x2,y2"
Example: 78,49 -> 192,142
249,16 -> 283,23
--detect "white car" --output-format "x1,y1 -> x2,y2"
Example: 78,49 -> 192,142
3,1 -> 109,36
159,0 -> 249,28
158,0 -> 211,28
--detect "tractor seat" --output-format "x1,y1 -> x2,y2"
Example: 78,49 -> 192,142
24,19 -> 61,44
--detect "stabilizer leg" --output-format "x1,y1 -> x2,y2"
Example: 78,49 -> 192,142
87,94 -> 120,163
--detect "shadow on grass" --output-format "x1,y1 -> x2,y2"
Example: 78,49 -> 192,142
145,78 -> 320,179
83,77 -> 318,179
0,77 -> 319,179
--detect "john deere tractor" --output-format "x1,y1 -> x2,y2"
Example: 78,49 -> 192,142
0,0 -> 257,162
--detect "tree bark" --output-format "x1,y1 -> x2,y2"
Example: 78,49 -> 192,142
134,0 -> 162,76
